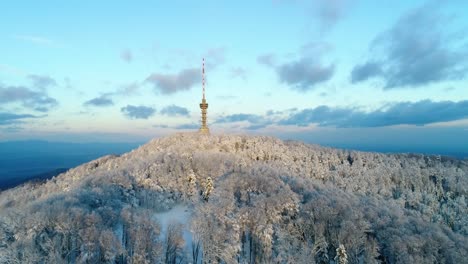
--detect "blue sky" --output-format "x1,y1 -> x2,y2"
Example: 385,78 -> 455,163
0,1 -> 467,153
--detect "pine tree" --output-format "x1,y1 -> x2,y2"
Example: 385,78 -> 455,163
187,170 -> 197,198
334,244 -> 348,264
203,177 -> 213,201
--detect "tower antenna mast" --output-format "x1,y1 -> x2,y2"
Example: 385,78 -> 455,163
202,58 -> 206,100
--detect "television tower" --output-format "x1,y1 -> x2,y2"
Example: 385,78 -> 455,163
199,58 -> 210,134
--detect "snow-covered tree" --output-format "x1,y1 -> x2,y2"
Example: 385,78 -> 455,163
335,244 -> 348,264
203,177 -> 213,201
0,133 -> 467,263
186,170 -> 197,199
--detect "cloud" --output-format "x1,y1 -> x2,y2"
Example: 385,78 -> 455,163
215,113 -> 264,124
121,49 -> 133,63
245,123 -> 271,130
174,123 -> 199,129
277,57 -> 335,91
83,95 -> 114,107
95,82 -> 141,99
146,68 -> 201,94
121,105 -> 155,119
279,100 -> 468,127
260,43 -> 335,91
266,110 -> 281,116
154,123 -> 199,129
257,53 -> 276,67
300,41 -> 334,55
351,2 -> 468,88
0,85 -> 58,112
160,105 -> 190,117
204,47 -> 227,69
266,108 -> 297,116
118,82 -> 140,95
230,67 -> 247,80
215,113 -> 273,130
27,75 -> 57,89
83,82 -> 140,107
0,112 -> 40,125
312,0 -> 354,32
350,61 -> 383,83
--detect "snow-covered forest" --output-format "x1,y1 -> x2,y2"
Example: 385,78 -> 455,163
0,133 -> 467,263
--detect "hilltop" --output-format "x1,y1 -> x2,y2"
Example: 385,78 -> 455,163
0,133 -> 467,263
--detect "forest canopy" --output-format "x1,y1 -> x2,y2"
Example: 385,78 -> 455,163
0,133 -> 466,263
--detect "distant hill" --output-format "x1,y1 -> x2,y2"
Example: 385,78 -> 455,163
0,168 -> 69,191
0,133 -> 466,263
0,140 -> 142,190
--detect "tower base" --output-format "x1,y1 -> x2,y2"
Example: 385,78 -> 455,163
199,127 -> 210,134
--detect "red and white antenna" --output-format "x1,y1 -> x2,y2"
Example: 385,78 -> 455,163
202,58 -> 206,100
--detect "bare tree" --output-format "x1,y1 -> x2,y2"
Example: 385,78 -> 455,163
165,222 -> 185,264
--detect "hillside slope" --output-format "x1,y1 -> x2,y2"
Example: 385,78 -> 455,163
0,133 -> 467,263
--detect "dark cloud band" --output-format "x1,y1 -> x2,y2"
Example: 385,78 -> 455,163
0,112 -> 41,125
280,100 -> 468,128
